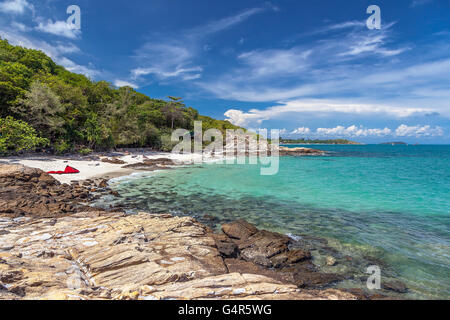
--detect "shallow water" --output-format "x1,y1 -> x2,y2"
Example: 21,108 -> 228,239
96,145 -> 450,299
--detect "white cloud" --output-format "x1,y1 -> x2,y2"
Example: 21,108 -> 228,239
11,21 -> 29,32
224,109 -> 267,127
36,20 -> 81,39
224,99 -> 432,127
411,0 -> 433,8
342,33 -> 408,57
57,57 -> 99,78
283,125 -> 443,138
291,127 -> 311,135
114,80 -> 138,89
395,124 -> 443,137
315,125 -> 392,137
131,7 -> 267,82
237,48 -> 312,78
199,21 -> 416,103
0,0 -> 31,14
0,29 -> 98,79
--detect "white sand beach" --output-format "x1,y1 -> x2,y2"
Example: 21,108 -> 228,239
0,152 -> 214,184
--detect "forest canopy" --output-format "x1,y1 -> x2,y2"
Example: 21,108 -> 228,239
0,38 -> 243,155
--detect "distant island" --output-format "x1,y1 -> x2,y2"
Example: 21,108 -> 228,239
280,138 -> 362,145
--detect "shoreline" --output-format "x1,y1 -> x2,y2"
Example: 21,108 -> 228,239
0,162 -> 363,300
0,151 -> 211,184
0,151 -> 411,300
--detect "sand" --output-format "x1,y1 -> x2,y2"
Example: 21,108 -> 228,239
0,152 -> 216,184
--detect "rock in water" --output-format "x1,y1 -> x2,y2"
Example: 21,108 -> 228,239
221,219 -> 258,240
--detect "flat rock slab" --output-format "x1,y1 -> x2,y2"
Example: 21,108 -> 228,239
0,212 -> 356,300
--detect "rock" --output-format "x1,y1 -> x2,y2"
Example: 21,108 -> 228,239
326,256 -> 337,266
218,220 -> 348,290
213,234 -> 239,258
101,157 -> 126,165
0,164 -> 103,218
110,190 -> 120,197
287,270 -> 344,288
121,158 -> 176,171
0,212 -> 357,300
287,249 -> 312,264
97,179 -> 108,188
382,280 -> 408,293
278,147 -> 326,156
238,230 -> 291,267
221,220 -> 258,240
137,273 -> 357,300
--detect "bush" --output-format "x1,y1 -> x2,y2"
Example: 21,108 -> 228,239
160,134 -> 180,152
0,116 -> 49,155
54,140 -> 72,155
77,147 -> 93,155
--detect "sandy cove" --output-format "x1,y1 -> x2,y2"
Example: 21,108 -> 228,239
0,146 -> 325,184
0,151 -> 212,184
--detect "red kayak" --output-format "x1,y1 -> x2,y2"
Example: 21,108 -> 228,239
47,166 -> 80,175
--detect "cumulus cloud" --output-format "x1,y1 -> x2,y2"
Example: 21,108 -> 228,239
283,125 -> 443,138
224,109 -> 267,127
0,0 -> 32,14
291,127 -> 311,135
0,28 -> 98,79
57,57 -> 99,78
315,125 -> 392,137
114,80 -> 138,89
395,124 -> 444,137
36,20 -> 81,39
224,99 -> 433,127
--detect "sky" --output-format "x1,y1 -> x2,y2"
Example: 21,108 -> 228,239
0,0 -> 449,143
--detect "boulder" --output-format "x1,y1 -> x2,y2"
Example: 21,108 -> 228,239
221,219 -> 258,240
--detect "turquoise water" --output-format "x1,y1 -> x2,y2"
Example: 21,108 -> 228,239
99,145 -> 450,299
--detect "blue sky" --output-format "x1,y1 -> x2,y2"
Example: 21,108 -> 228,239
0,0 -> 449,143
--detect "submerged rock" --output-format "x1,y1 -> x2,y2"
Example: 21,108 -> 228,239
382,280 -> 408,293
278,147 -> 326,156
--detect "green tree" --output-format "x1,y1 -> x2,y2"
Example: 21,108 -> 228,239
0,61 -> 33,116
14,81 -> 65,141
162,96 -> 184,129
0,116 -> 49,154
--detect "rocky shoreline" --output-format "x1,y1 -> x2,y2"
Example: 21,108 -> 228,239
0,163 -> 406,300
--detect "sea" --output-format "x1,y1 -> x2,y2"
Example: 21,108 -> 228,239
94,144 -> 450,299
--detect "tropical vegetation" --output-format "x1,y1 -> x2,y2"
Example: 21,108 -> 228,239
0,38 -> 242,155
